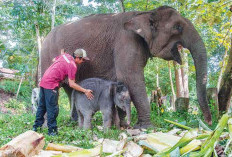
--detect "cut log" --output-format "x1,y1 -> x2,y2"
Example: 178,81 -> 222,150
175,97 -> 189,113
0,130 -> 45,157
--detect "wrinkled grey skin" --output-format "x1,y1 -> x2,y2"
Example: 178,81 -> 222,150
71,78 -> 131,129
41,6 -> 212,128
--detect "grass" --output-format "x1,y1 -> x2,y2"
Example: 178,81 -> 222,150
0,80 -> 219,149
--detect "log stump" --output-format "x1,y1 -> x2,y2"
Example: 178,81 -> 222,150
0,130 -> 45,157
175,97 -> 189,113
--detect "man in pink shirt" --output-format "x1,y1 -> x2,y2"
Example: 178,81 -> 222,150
33,49 -> 93,136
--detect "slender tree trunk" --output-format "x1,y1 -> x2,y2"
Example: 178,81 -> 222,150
145,0 -> 149,10
207,88 -> 219,118
174,61 -> 184,97
218,37 -> 232,111
119,0 -> 125,12
168,61 -> 176,109
51,0 -> 56,30
217,49 -> 228,91
181,49 -> 189,98
35,23 -> 42,84
156,65 -> 159,88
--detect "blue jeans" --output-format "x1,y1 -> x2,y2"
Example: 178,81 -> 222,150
33,87 -> 59,132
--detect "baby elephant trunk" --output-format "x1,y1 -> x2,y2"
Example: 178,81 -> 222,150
126,105 -> 131,125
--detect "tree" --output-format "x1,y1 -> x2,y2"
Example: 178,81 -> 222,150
218,37 -> 232,111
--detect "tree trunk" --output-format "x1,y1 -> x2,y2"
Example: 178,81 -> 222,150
218,38 -> 232,111
181,49 -> 189,98
119,0 -> 125,12
207,88 -> 219,118
217,49 -> 228,91
145,0 -> 149,10
174,49 -> 190,112
35,23 -> 42,85
175,97 -> 189,113
51,0 -> 56,30
0,130 -> 45,157
168,61 -> 176,110
174,61 -> 184,97
156,65 -> 159,88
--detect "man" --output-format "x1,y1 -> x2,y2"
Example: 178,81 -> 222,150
33,49 -> 94,136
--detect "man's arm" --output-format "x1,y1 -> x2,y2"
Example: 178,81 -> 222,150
68,79 -> 94,100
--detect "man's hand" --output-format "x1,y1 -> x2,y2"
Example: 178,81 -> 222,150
69,79 -> 94,100
84,89 -> 94,100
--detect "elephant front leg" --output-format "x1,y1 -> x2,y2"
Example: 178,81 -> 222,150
113,107 -> 120,129
114,34 -> 152,129
129,82 -> 152,129
117,107 -> 129,128
102,109 -> 112,129
119,75 -> 152,129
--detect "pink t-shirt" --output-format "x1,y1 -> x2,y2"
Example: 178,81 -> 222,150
40,54 -> 77,89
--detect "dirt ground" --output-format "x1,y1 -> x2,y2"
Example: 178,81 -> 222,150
0,89 -> 15,114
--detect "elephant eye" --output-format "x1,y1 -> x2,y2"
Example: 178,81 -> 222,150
173,24 -> 183,33
149,18 -> 156,29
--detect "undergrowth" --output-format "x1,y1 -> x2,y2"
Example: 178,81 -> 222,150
0,80 -> 219,148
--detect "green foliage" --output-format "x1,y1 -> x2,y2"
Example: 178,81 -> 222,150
4,98 -> 27,113
0,80 -> 31,101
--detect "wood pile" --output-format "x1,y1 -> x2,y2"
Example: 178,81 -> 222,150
0,68 -> 20,80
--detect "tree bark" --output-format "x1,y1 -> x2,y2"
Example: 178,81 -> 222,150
0,130 -> 45,157
217,49 -> 228,91
168,61 -> 176,110
181,49 -> 189,98
119,0 -> 125,12
35,23 -> 42,85
51,0 -> 56,30
218,38 -> 232,111
175,97 -> 189,113
156,65 -> 159,88
145,0 -> 149,10
174,61 -> 184,97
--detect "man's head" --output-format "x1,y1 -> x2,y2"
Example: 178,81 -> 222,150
73,49 -> 90,64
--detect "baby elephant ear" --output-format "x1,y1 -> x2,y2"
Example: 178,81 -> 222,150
116,82 -> 125,93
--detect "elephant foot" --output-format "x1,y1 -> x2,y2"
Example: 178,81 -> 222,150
133,121 -> 153,129
120,121 -> 130,128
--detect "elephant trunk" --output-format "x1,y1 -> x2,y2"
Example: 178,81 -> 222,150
126,105 -> 131,125
182,20 -> 212,125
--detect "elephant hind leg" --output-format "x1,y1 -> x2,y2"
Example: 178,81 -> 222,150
77,110 -> 84,128
83,113 -> 92,129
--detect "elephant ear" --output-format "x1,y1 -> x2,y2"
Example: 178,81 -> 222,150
124,13 -> 154,45
116,82 -> 125,93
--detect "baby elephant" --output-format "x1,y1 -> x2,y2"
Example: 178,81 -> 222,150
71,78 -> 131,129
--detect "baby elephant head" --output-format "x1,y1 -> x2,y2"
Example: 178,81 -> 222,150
112,82 -> 131,125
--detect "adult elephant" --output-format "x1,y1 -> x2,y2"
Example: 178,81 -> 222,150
41,6 -> 212,128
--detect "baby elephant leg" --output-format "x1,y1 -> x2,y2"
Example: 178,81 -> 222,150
113,108 -> 120,129
83,112 -> 92,129
77,110 -> 84,128
102,109 -> 113,129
